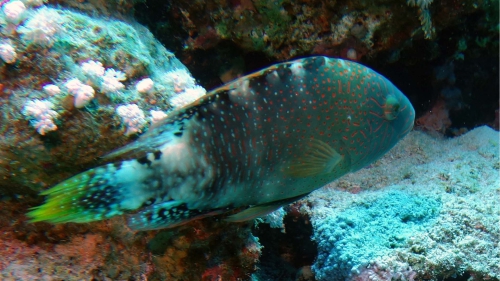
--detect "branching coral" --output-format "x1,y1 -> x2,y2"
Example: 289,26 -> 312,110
407,0 -> 435,39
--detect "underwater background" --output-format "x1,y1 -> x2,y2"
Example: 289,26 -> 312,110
0,0 -> 498,280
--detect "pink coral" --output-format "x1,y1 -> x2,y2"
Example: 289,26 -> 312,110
18,7 -> 62,46
351,262 -> 417,281
22,99 -> 59,135
416,99 -> 451,133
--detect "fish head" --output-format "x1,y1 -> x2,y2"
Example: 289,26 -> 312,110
371,79 -> 414,141
310,58 -> 415,172
338,58 -> 415,171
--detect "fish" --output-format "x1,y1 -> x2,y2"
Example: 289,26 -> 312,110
27,56 -> 415,231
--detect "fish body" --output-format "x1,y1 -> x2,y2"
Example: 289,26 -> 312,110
28,56 -> 415,230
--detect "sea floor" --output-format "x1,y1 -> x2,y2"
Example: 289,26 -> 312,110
265,126 -> 499,281
0,127 -> 498,281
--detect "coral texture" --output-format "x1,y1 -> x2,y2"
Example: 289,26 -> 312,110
0,4 -> 204,195
305,126 -> 499,281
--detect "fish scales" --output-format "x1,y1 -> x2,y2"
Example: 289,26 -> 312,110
27,56 -> 415,230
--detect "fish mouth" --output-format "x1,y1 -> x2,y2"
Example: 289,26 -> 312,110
397,102 -> 416,139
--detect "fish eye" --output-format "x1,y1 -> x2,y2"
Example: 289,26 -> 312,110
383,96 -> 400,121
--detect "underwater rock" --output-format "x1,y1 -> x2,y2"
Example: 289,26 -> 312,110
0,200 -> 261,280
0,4 -> 203,196
236,126 -> 499,280
139,0 -> 498,134
303,126 -> 499,281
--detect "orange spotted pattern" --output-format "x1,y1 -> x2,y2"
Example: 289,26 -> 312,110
27,57 -> 415,230
180,56 -> 415,208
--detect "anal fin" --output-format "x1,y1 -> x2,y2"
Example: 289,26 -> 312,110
126,201 -> 224,231
225,193 -> 310,223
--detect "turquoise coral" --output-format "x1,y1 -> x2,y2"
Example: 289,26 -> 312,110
312,191 -> 441,281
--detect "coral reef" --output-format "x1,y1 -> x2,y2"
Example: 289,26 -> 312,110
0,1 -> 498,280
161,0 -> 426,60
252,207 -> 317,281
0,198 -> 261,280
0,4 -> 264,278
136,0 -> 498,133
302,126 -> 499,281
141,0 -> 497,64
51,0 -> 139,18
415,99 -> 452,134
4,125 -> 497,281
247,127 -> 499,281
311,191 -> 441,281
0,3 -> 205,195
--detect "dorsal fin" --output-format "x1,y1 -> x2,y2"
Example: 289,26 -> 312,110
103,59 -> 300,161
103,108 -> 194,160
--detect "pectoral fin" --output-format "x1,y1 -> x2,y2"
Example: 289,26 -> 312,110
285,139 -> 342,178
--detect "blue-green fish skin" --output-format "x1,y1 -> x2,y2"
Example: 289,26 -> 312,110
27,56 -> 415,230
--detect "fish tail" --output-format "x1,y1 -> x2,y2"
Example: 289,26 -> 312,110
27,160 -> 157,224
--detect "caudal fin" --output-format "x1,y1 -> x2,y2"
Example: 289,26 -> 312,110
27,161 -> 154,224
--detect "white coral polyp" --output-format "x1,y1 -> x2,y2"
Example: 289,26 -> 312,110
3,1 -> 26,25
43,84 -> 61,96
0,42 -> 17,64
169,86 -> 206,108
81,60 -> 105,77
101,68 -> 126,94
116,104 -> 147,136
64,78 -> 95,108
136,78 -> 154,94
150,110 -> 167,124
101,76 -> 125,93
165,69 -> 195,93
34,118 -> 58,135
22,99 -> 59,135
65,78 -> 85,94
18,7 -> 61,46
73,85 -> 95,108
104,68 -> 126,81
